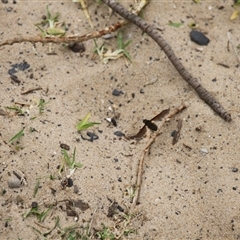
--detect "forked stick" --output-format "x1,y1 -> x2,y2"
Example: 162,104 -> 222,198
102,0 -> 232,122
132,103 -> 187,206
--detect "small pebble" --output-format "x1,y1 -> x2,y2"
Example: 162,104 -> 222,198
67,178 -> 73,187
200,148 -> 208,156
190,30 -> 210,46
114,131 -> 125,137
8,176 -> 21,188
87,132 -> 99,142
112,89 -> 124,96
1,0 -> 8,3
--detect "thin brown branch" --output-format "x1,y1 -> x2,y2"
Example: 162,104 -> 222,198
0,0 -> 149,48
132,103 -> 187,207
21,87 -> 42,95
0,23 -> 123,47
102,0 -> 232,122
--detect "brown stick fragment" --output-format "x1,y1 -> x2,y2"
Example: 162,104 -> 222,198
21,87 -> 42,95
102,0 -> 232,122
132,103 -> 187,206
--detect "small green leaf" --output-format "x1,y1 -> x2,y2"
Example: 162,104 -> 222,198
9,128 -> 25,143
47,27 -> 65,36
193,0 -> 200,3
168,21 -> 183,28
76,113 -> 101,131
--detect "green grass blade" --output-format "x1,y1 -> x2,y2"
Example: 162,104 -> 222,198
76,113 -> 101,131
62,149 -> 72,167
9,127 -> 25,143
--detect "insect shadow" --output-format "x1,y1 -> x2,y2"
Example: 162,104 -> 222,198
127,108 -> 170,140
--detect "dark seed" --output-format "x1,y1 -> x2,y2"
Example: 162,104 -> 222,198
60,143 -> 70,150
190,30 -> 210,46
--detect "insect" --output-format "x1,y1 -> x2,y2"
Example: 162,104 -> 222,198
128,108 -> 170,139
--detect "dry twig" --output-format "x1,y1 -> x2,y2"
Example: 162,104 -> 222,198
132,103 -> 187,206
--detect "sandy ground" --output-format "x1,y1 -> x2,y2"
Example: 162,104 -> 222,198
1,0 -> 240,239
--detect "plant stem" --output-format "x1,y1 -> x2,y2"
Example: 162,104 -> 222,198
102,0 -> 232,122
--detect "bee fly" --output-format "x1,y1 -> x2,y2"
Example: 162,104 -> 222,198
128,108 -> 170,140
